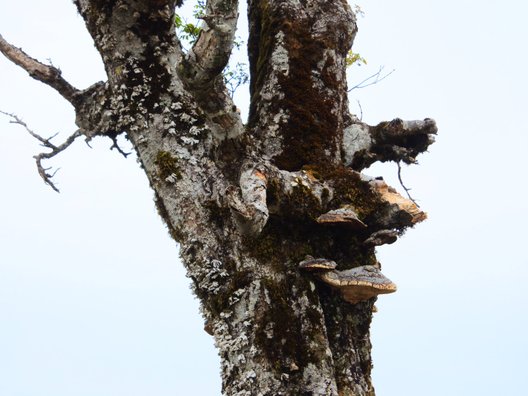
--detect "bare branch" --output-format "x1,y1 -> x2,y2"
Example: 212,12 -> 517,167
397,161 -> 419,207
348,66 -> 395,92
180,0 -> 239,88
0,34 -> 80,105
109,135 -> 130,158
1,111 -> 81,192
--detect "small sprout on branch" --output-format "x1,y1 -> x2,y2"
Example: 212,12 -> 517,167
346,51 -> 367,67
347,4 -> 366,67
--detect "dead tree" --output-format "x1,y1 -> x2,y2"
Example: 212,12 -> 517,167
0,1 -> 436,394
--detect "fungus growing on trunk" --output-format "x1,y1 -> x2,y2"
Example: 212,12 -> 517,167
298,256 -> 338,271
316,206 -> 367,230
364,229 -> 398,247
318,265 -> 396,304
0,0 -> 437,391
370,179 -> 427,225
299,257 -> 396,304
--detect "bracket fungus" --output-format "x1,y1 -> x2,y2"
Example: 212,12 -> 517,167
300,258 -> 397,304
298,256 -> 338,271
369,179 -> 427,225
316,206 -> 367,230
318,265 -> 397,304
364,229 -> 398,247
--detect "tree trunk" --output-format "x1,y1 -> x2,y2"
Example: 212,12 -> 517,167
1,1 -> 436,394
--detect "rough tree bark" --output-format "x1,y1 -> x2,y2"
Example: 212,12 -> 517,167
0,1 -> 436,395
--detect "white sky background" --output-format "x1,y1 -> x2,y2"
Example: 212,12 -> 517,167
0,1 -> 527,395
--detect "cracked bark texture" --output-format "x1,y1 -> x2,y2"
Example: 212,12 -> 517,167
1,1 -> 437,395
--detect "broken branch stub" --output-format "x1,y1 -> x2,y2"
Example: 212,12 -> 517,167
343,117 -> 437,171
228,165 -> 269,236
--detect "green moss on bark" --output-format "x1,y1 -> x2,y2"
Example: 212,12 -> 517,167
248,2 -> 351,171
154,150 -> 181,180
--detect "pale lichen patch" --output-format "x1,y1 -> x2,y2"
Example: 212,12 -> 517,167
342,123 -> 372,166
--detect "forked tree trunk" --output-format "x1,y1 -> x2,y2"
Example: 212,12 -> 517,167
1,1 -> 436,394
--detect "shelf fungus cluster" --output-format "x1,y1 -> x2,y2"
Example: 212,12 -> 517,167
0,0 -> 438,392
299,256 -> 397,304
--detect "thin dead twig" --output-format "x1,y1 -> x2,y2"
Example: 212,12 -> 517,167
348,66 -> 395,92
356,99 -> 364,121
109,135 -> 130,158
1,110 -> 81,192
397,161 -> 420,207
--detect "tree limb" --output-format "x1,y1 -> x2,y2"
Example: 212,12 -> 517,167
1,111 -> 81,192
342,117 -> 437,170
0,34 -> 80,106
179,0 -> 239,89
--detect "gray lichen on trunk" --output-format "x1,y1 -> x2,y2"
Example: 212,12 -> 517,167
1,1 -> 437,395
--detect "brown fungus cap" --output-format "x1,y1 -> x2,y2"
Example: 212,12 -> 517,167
370,179 -> 427,225
316,206 -> 367,230
317,265 -> 397,304
364,229 -> 398,247
299,256 -> 338,271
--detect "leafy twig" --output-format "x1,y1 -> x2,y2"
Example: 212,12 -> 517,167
224,62 -> 249,98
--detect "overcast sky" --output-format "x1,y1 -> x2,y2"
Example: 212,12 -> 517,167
1,1 -> 527,395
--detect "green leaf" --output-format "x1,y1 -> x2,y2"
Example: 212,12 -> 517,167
346,51 -> 367,67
